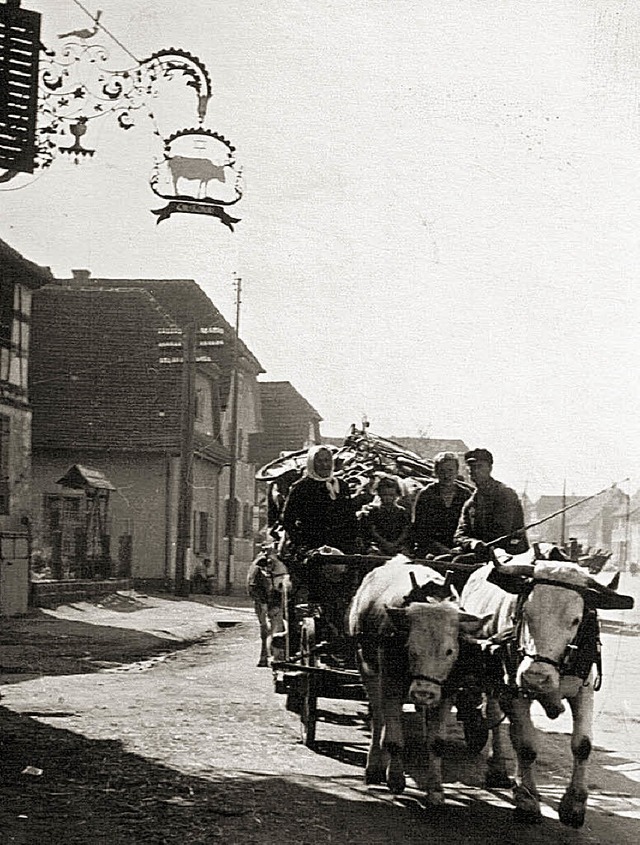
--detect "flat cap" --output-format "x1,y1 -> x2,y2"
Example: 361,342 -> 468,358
464,448 -> 493,465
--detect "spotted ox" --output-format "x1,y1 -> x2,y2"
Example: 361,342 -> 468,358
246,546 -> 290,667
460,553 -> 633,827
347,556 -> 488,805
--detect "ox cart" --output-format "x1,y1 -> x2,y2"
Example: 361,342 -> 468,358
271,552 -> 380,747
271,550 -> 482,748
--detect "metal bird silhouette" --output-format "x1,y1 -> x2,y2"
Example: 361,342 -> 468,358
58,10 -> 102,40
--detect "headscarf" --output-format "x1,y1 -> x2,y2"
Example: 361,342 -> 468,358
305,445 -> 340,500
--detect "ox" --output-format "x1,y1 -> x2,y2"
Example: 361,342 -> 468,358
460,553 -> 632,827
166,155 -> 229,198
246,546 -> 290,667
348,556 -> 488,804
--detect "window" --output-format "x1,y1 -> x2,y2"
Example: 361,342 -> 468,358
0,282 -> 13,348
195,511 -> 210,554
242,502 -> 253,539
0,414 -> 9,514
194,387 -> 204,421
224,497 -> 239,538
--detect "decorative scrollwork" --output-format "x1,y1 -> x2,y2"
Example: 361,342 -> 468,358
35,38 -> 214,167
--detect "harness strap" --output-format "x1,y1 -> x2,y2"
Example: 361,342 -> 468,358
411,674 -> 445,686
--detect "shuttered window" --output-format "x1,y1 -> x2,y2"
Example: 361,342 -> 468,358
0,1 -> 41,173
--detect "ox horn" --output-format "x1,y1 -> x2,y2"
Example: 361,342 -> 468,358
584,572 -> 621,594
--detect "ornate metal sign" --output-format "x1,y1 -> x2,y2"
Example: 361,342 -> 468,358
0,0 -> 41,176
38,44 -> 212,168
149,128 -> 243,231
0,5 -> 242,227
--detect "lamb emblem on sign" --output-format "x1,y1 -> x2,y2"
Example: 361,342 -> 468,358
150,128 -> 243,230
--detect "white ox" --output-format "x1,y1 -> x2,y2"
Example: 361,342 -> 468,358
348,557 -> 488,805
460,553 -> 631,827
246,546 -> 290,667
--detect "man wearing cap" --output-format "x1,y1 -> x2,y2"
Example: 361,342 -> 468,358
453,448 -> 529,558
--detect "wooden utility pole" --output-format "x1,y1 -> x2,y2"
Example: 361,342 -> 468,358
559,478 -> 567,549
175,323 -> 196,596
225,276 -> 241,594
623,489 -> 631,572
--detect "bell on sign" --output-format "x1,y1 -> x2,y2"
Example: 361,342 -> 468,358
0,0 -> 41,175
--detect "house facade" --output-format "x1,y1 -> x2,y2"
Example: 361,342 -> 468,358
29,273 -> 263,593
530,486 -> 629,553
611,490 -> 640,572
249,380 -> 322,539
0,238 -> 51,615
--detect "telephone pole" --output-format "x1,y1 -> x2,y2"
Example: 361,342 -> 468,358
559,477 -> 567,548
225,276 -> 241,594
175,323 -> 196,596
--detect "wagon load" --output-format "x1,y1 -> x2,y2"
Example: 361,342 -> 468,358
256,425 -> 441,490
255,425 -> 469,534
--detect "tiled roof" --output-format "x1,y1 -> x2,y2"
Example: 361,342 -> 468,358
613,489 -> 640,520
535,488 -> 628,527
535,495 -> 584,517
388,437 -> 470,460
0,237 -> 53,288
250,381 -> 322,468
62,276 -> 263,368
30,285 -> 228,462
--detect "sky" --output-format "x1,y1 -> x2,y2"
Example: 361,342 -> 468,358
1,0 -> 639,500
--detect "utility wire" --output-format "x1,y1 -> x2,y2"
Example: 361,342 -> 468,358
69,0 -> 139,62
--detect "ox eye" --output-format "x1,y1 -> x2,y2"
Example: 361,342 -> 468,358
572,618 -> 581,627
445,648 -> 454,656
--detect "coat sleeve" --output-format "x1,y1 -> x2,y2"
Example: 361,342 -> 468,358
453,496 -> 479,550
280,482 -> 302,535
494,487 -> 529,551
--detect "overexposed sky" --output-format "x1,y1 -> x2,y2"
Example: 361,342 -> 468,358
2,0 -> 639,499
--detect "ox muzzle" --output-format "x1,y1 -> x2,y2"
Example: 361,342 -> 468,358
518,656 -> 565,718
409,674 -> 445,709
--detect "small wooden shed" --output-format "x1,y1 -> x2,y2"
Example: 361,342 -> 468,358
56,464 -> 115,579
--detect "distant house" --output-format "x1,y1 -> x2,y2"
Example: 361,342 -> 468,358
249,380 -> 322,537
30,272 -> 264,593
0,238 -> 52,615
250,381 -> 322,471
388,437 -> 470,466
329,435 -> 472,482
611,490 -> 640,571
530,487 -> 628,552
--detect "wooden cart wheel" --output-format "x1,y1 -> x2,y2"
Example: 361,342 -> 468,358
299,616 -> 318,747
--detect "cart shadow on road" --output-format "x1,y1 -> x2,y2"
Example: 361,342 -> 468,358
1,704 -> 639,845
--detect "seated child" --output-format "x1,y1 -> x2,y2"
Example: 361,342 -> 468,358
358,475 -> 411,556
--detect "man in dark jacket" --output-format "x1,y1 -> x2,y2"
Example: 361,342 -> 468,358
412,451 -> 471,557
452,448 -> 528,749
454,448 -> 529,558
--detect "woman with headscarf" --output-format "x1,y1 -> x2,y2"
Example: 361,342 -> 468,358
280,445 -> 358,557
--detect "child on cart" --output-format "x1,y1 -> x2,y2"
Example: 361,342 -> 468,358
357,475 -> 411,556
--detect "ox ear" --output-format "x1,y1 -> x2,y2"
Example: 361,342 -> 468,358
385,606 -> 410,632
487,566 -> 531,594
457,611 -> 492,637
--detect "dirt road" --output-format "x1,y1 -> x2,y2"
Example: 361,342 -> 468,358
1,592 -> 639,844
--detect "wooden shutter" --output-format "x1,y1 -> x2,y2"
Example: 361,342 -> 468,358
0,1 -> 41,174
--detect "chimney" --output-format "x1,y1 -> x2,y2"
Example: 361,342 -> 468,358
71,269 -> 91,282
